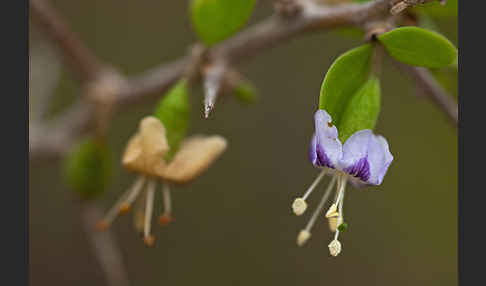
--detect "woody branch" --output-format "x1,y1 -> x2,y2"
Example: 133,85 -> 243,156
29,0 -> 452,160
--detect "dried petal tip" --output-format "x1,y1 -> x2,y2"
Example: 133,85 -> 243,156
325,203 -> 339,218
297,230 -> 311,247
144,235 -> 155,247
328,239 -> 342,257
159,213 -> 175,226
292,198 -> 307,216
119,203 -> 131,214
95,221 -> 108,232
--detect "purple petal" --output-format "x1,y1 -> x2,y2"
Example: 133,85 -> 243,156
314,110 -> 342,168
309,134 -> 319,166
339,130 -> 393,185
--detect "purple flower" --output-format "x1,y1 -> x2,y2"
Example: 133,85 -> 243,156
312,110 -> 393,185
293,110 -> 393,256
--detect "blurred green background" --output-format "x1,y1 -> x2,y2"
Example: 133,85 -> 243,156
29,1 -> 457,286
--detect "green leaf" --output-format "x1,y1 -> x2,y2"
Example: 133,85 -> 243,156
190,0 -> 256,46
64,138 -> 112,200
338,76 -> 381,142
233,80 -> 258,104
319,44 -> 374,128
378,27 -> 457,68
153,79 -> 190,159
411,0 -> 457,19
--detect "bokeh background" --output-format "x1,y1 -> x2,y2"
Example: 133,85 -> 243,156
29,1 -> 457,286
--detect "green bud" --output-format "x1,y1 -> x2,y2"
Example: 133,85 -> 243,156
337,222 -> 348,232
233,80 -> 258,104
64,137 -> 112,200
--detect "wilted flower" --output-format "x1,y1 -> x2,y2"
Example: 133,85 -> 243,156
97,116 -> 227,246
292,110 -> 393,256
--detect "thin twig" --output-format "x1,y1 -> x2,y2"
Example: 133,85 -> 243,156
30,0 -> 104,82
29,0 -> 452,159
406,66 -> 457,126
79,203 -> 131,286
394,60 -> 457,126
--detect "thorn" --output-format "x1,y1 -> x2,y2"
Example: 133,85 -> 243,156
159,213 -> 175,226
143,235 -> 155,247
203,63 -> 225,118
204,104 -> 213,118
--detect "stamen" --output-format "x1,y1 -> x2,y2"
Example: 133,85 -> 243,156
297,230 -> 311,247
325,173 -> 347,218
96,176 -> 145,231
328,217 -> 338,232
292,169 -> 326,216
119,176 -> 146,213
325,203 -> 339,218
143,179 -> 156,247
159,184 -> 175,226
329,175 -> 347,257
133,193 -> 145,234
328,184 -> 346,232
296,175 -> 337,246
328,239 -> 342,256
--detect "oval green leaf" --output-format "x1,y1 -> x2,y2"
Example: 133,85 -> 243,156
190,0 -> 256,46
154,79 -> 190,158
64,138 -> 112,200
319,44 -> 373,128
378,26 -> 457,68
338,76 -> 381,142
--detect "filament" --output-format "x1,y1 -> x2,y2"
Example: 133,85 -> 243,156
162,184 -> 172,214
302,169 -> 327,200
304,175 -> 337,232
144,179 -> 156,240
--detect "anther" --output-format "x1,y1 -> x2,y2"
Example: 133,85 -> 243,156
325,203 -> 339,218
292,198 -> 307,216
297,230 -> 311,247
143,179 -> 156,247
328,239 -> 342,256
292,170 -> 326,216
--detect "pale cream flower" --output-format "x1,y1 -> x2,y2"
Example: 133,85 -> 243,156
98,116 -> 227,246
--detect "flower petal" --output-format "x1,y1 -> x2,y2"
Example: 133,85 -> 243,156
339,129 -> 393,185
309,134 -> 319,166
139,116 -> 170,158
160,135 -> 227,184
122,116 -> 170,176
314,110 -> 343,168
